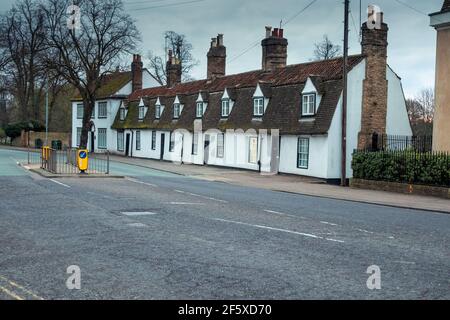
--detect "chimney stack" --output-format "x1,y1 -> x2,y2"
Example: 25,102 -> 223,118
166,49 -> 182,88
261,26 -> 288,72
131,54 -> 143,92
358,7 -> 389,150
207,34 -> 226,79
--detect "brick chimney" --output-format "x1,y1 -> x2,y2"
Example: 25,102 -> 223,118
261,26 -> 288,72
358,8 -> 389,150
166,49 -> 182,88
131,54 -> 143,92
207,34 -> 226,79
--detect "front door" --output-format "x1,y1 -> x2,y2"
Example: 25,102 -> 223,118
90,132 -> 95,153
160,133 -> 165,160
204,135 -> 210,165
125,133 -> 131,157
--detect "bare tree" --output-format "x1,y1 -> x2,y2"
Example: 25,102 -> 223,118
0,0 -> 47,122
407,88 -> 435,123
313,35 -> 342,61
147,31 -> 199,85
42,0 -> 140,149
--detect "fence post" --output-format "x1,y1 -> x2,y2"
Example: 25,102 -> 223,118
106,151 -> 110,175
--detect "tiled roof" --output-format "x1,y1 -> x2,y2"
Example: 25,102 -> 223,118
443,0 -> 450,12
72,71 -> 132,101
114,55 -> 365,135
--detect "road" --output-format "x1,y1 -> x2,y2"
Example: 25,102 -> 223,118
0,148 -> 449,299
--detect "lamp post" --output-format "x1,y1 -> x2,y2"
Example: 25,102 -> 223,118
45,80 -> 49,147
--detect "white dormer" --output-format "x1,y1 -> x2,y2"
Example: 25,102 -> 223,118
301,77 -> 322,117
253,83 -> 270,117
119,101 -> 127,121
173,95 -> 184,119
155,97 -> 165,119
138,98 -> 147,120
196,92 -> 207,118
221,88 -> 234,118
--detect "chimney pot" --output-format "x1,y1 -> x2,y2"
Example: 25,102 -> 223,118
211,38 -> 218,47
279,29 -> 284,38
217,34 -> 224,46
265,26 -> 272,38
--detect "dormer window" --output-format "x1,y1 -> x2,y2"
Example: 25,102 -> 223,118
196,102 -> 204,118
155,104 -> 162,119
221,99 -> 230,118
119,107 -> 126,121
302,93 -> 316,116
253,97 -> 264,117
173,103 -> 181,119
139,106 -> 146,120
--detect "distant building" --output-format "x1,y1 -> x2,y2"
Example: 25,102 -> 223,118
430,0 -> 450,152
70,55 -> 159,152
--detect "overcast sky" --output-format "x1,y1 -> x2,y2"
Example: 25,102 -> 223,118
0,0 -> 444,98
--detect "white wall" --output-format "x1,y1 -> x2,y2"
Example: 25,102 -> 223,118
386,66 -> 413,136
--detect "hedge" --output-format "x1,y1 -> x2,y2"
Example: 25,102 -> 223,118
4,120 -> 45,139
352,150 -> 450,187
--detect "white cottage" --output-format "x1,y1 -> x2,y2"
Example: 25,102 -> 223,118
110,13 -> 412,182
70,55 -> 159,152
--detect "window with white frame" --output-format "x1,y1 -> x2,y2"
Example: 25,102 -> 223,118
192,132 -> 199,155
253,97 -> 264,116
139,106 -> 146,120
169,132 -> 175,152
302,93 -> 316,116
136,130 -> 141,150
117,131 -> 124,151
221,99 -> 230,117
155,104 -> 162,119
151,131 -> 156,150
77,104 -> 84,119
217,133 -> 224,158
98,128 -> 107,149
173,104 -> 180,119
119,108 -> 126,121
248,137 -> 258,164
196,102 -> 203,118
98,102 -> 107,118
297,138 -> 310,169
76,127 -> 82,146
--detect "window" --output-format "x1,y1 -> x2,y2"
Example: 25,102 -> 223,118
302,93 -> 316,116
297,138 -> 310,169
217,133 -> 224,158
117,131 -> 124,152
192,132 -> 199,155
98,102 -> 107,118
120,108 -> 126,121
248,137 -> 258,164
151,131 -> 156,150
169,132 -> 175,152
155,105 -> 162,119
98,128 -> 107,149
221,99 -> 230,117
76,127 -> 82,146
173,104 -> 180,119
196,102 -> 203,118
77,104 -> 84,119
139,106 -> 145,120
136,131 -> 141,150
254,98 -> 264,116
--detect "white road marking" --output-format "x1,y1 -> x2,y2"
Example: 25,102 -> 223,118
127,222 -> 148,228
175,189 -> 228,203
122,212 -> 158,216
212,218 -> 344,243
174,190 -> 186,194
0,275 -> 44,300
168,202 -> 205,205
0,285 -> 24,300
126,178 -> 157,187
356,228 -> 374,234
320,221 -> 339,226
49,179 -> 71,188
264,209 -> 286,215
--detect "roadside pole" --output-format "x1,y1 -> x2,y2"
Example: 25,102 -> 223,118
45,81 -> 49,147
341,0 -> 350,187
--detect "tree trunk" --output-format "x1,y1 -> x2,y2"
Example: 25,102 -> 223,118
79,97 -> 95,150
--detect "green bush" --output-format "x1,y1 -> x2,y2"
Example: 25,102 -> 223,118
0,128 -> 5,139
352,151 -> 450,187
4,121 -> 46,140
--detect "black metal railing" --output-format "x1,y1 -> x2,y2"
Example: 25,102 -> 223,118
368,133 -> 433,153
352,149 -> 450,188
40,148 -> 110,175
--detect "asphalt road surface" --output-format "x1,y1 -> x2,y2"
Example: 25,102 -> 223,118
0,148 -> 449,299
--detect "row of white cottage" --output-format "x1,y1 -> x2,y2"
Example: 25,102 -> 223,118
72,21 -> 412,181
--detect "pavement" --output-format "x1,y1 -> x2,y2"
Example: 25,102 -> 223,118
0,147 -> 449,300
108,154 -> 450,214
